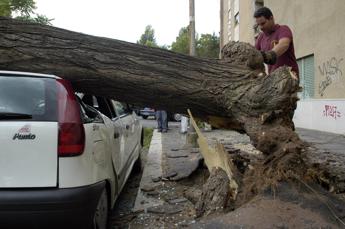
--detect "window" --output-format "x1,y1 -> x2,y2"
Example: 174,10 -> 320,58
255,0 -> 264,11
112,101 -> 130,117
297,55 -> 315,99
0,76 -> 57,121
234,12 -> 240,25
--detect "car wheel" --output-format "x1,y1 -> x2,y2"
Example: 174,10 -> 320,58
133,138 -> 143,173
94,188 -> 109,229
142,115 -> 148,119
133,153 -> 142,173
173,113 -> 182,122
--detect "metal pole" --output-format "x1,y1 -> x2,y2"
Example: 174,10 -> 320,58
219,0 -> 224,58
189,0 -> 196,56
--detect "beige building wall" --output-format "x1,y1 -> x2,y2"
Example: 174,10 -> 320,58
238,0 -> 256,44
265,0 -> 345,99
220,0 -> 345,133
221,0 -> 345,99
220,0 -> 230,49
220,0 -> 262,48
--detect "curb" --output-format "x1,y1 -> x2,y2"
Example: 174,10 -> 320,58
132,129 -> 164,212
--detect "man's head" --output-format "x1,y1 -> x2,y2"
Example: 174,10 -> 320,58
254,7 -> 275,33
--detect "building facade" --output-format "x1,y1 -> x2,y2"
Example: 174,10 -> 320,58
220,0 -> 345,134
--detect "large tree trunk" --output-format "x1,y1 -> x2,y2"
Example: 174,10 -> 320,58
0,17 -> 300,155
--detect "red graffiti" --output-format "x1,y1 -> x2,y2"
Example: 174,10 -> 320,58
323,105 -> 341,120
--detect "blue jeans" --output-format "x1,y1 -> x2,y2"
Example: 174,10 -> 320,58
156,110 -> 168,131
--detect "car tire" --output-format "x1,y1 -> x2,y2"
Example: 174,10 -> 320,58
94,188 -> 109,229
133,153 -> 142,173
133,139 -> 143,173
142,115 -> 148,119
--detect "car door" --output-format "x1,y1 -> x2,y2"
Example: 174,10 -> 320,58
81,95 -> 126,179
111,101 -> 136,170
79,102 -> 109,167
102,99 -> 127,182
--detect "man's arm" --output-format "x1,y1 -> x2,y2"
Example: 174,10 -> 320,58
272,37 -> 291,57
261,37 -> 291,65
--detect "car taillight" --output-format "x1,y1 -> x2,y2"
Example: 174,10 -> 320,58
56,79 -> 85,156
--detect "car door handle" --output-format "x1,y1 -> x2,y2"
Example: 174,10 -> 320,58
114,132 -> 120,139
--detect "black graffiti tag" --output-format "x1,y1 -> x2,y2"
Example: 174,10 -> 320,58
318,57 -> 343,96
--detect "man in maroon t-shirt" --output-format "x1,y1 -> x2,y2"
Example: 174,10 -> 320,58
254,7 -> 299,78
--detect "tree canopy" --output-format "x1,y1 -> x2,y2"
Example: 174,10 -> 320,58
0,0 -> 51,24
197,33 -> 219,58
170,26 -> 219,58
137,25 -> 159,48
171,27 -> 190,55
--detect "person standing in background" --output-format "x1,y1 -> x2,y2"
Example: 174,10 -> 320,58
156,110 -> 168,133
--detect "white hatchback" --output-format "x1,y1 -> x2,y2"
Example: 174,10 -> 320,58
0,71 -> 143,229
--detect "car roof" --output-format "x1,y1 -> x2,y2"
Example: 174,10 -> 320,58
0,70 -> 61,79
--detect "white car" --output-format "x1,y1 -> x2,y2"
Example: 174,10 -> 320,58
0,71 -> 142,229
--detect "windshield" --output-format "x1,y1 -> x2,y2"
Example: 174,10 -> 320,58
0,75 -> 58,121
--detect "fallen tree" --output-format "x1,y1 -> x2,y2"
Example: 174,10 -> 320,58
0,17 -> 300,155
2,17 -> 345,223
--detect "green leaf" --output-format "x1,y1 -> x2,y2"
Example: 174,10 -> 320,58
1,0 -> 52,25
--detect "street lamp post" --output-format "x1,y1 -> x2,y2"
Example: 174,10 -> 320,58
189,0 -> 196,56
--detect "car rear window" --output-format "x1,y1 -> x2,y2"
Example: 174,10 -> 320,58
0,75 -> 58,121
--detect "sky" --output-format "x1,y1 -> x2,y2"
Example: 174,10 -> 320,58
35,0 -> 220,46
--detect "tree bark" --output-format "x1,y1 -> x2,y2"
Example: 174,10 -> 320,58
0,17 -> 300,156
195,168 -> 230,217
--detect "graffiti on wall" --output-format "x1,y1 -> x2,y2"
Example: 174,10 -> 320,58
323,105 -> 342,120
318,57 -> 344,96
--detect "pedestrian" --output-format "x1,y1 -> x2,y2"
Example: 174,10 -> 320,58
254,7 -> 299,78
156,110 -> 168,133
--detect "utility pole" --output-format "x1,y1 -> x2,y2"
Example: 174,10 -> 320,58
219,0 -> 224,58
183,0 -> 198,146
189,0 -> 196,56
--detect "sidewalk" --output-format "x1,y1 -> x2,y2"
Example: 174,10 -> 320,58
297,128 -> 345,154
130,125 -> 345,228
296,128 -> 345,193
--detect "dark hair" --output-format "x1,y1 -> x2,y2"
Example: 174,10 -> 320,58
254,7 -> 273,19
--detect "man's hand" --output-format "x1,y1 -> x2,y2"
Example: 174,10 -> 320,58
261,51 -> 277,65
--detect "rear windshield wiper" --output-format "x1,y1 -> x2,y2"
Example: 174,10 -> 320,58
0,112 -> 33,120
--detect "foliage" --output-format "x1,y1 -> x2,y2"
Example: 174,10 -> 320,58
0,0 -> 52,25
143,127 -> 153,149
196,33 -> 219,58
170,26 -> 190,55
137,25 -> 159,48
138,25 -> 170,50
171,26 -> 219,58
0,0 -> 12,16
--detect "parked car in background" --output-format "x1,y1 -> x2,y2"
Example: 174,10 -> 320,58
139,107 -> 156,119
0,71 -> 142,229
138,107 -> 182,122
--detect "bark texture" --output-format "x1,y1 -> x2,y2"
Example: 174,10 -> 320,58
195,168 -> 230,217
0,17 -> 301,156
